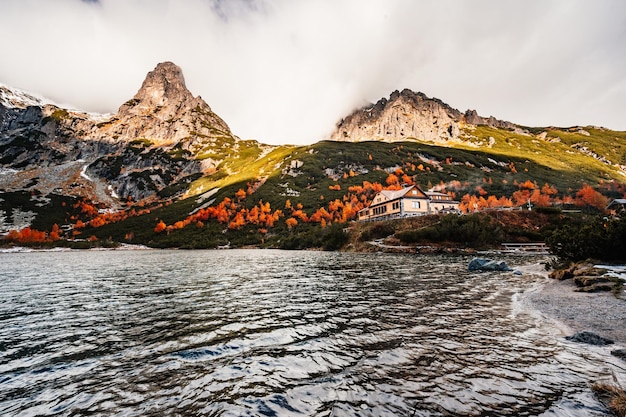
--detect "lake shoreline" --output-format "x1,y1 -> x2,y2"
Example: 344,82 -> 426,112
519,262 -> 626,346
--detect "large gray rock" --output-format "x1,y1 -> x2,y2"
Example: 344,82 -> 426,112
565,331 -> 614,346
468,257 -> 513,272
611,349 -> 626,361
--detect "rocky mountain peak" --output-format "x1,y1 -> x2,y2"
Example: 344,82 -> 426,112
0,61 -> 242,202
104,62 -> 233,145
330,88 -> 520,144
122,61 -> 193,111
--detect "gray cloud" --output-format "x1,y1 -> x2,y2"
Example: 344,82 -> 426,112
1,0 -> 624,144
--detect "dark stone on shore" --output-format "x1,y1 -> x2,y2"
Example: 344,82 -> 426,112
574,284 -> 614,293
573,265 -> 606,277
573,275 -> 612,287
468,258 -> 513,272
565,331 -> 614,346
611,349 -> 626,361
572,274 -> 620,293
549,262 -> 606,281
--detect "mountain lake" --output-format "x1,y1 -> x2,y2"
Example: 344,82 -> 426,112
1,249 -> 624,416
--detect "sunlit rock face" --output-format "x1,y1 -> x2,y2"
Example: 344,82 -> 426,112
110,61 -> 234,145
0,62 -> 245,202
330,88 -> 519,144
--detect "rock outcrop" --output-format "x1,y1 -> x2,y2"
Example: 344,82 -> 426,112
0,84 -> 44,130
549,261 -> 620,293
565,331 -> 614,346
330,89 -> 520,144
0,62 -> 250,202
468,257 -> 513,272
102,61 -> 233,146
81,62 -> 242,200
611,349 -> 626,361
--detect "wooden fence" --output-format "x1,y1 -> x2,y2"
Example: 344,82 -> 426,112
501,242 -> 549,254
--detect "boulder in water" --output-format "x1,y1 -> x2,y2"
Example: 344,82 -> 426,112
565,331 -> 614,346
468,258 -> 513,272
611,349 -> 626,361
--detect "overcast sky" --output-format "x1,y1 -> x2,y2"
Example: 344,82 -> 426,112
1,0 -> 624,145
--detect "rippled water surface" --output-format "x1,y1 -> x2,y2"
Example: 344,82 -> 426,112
1,249 -> 624,416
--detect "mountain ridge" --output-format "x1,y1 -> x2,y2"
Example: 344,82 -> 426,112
1,62 -> 625,247
0,62 -> 265,203
329,88 -> 528,144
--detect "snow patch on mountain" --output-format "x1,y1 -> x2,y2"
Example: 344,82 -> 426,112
0,83 -> 45,108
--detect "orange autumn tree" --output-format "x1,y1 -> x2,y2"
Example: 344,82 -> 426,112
307,180 -> 387,225
529,189 -> 549,207
401,174 -> 415,186
154,220 -> 167,233
309,207 -> 332,225
285,217 -> 298,229
459,194 -> 485,213
5,227 -> 48,243
385,173 -> 401,190
157,197 -> 284,233
475,186 -> 488,196
512,180 -> 536,206
48,224 -> 61,241
459,193 -> 514,213
348,181 -> 383,204
485,195 -> 514,209
228,211 -> 247,230
575,184 -> 609,210
235,188 -> 247,201
510,180 -> 558,207
459,179 -> 562,212
291,208 -> 309,222
70,197 -> 161,233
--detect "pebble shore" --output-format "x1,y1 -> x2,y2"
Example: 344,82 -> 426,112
522,267 -> 626,345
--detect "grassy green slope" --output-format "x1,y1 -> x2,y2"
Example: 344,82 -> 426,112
188,144 -> 296,195
85,127 -> 626,248
458,126 -> 626,185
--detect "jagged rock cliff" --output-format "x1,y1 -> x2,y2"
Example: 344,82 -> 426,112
0,84 -> 44,131
83,62 -> 241,200
0,62 -> 247,202
0,85 -> 115,188
100,61 -> 233,146
330,89 -> 521,144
